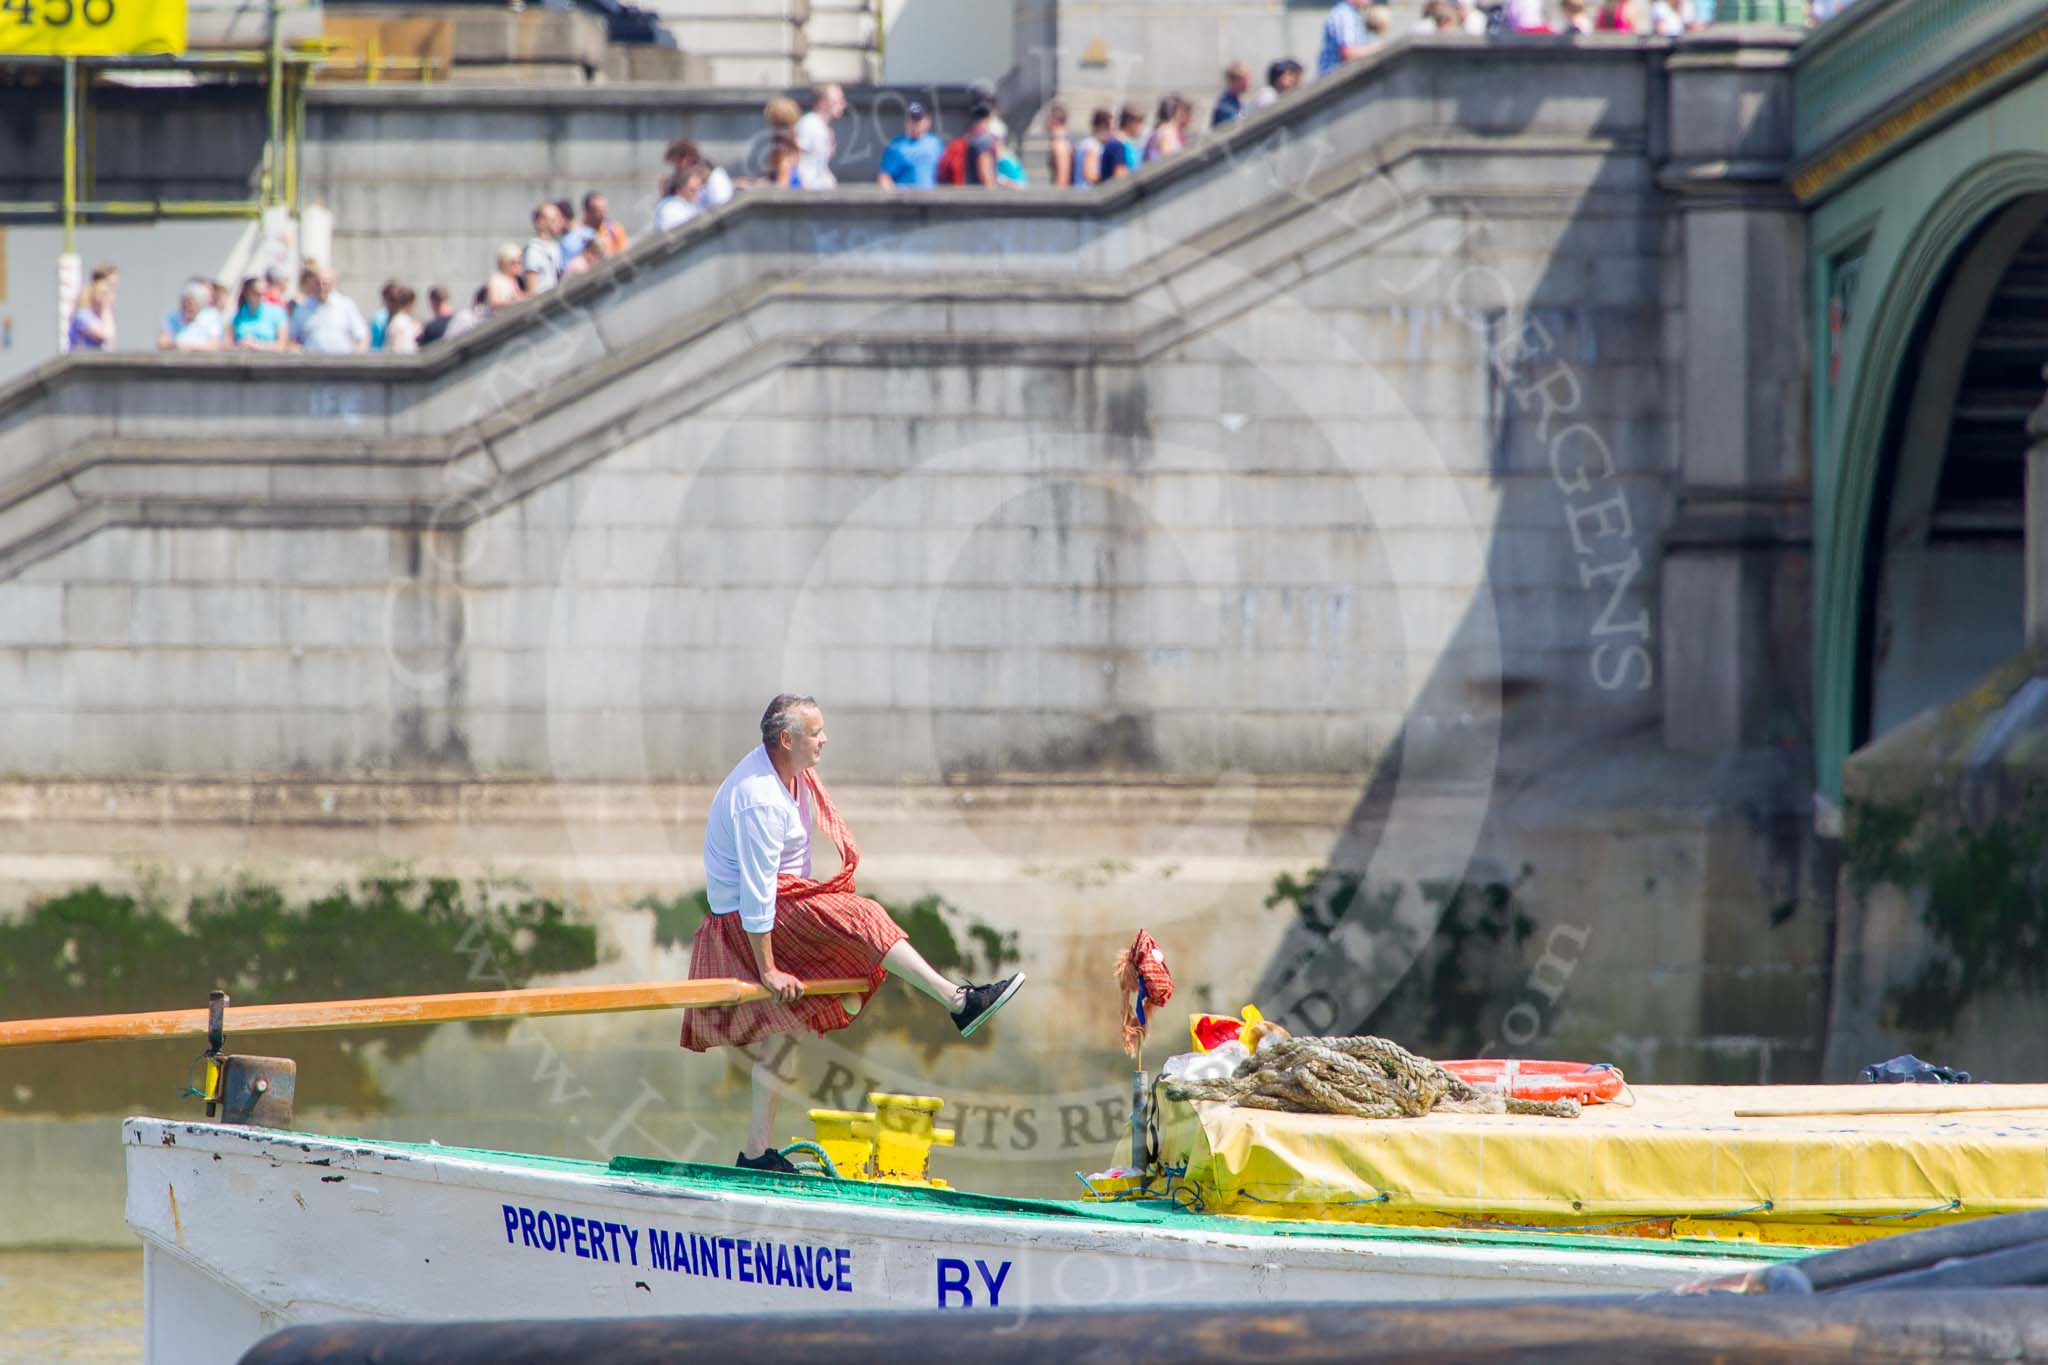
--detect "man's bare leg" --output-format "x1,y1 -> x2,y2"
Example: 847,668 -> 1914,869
882,939 -> 966,1011
744,1052 -> 781,1158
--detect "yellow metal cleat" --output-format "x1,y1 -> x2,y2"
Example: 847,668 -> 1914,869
803,1108 -> 877,1179
802,1092 -> 955,1187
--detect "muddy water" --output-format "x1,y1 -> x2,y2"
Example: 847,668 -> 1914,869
0,1249 -> 142,1364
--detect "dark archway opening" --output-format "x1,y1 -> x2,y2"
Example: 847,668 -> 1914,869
1854,197 -> 2048,752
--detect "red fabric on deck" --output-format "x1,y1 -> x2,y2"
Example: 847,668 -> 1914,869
679,769 -> 907,1052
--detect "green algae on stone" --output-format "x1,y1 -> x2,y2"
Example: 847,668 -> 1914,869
1838,652 -> 2048,1035
0,878 -> 598,1116
1847,796 -> 2048,1034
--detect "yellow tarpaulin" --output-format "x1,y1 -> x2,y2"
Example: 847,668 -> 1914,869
1161,1085 -> 2048,1239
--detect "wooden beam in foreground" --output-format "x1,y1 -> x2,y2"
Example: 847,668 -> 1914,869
1734,1102 -> 2048,1119
0,977 -> 872,1049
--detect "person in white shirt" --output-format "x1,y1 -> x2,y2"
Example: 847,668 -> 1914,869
663,139 -> 736,210
654,162 -> 711,232
158,281 -> 223,351
295,268 -> 370,355
681,694 -> 1026,1172
522,202 -> 563,294
794,84 -> 845,190
1254,58 -> 1304,110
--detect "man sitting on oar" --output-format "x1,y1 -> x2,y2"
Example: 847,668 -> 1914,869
683,692 -> 1026,1173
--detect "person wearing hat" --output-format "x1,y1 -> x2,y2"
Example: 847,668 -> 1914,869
878,100 -> 944,189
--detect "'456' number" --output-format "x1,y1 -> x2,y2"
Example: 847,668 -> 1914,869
2,0 -> 117,25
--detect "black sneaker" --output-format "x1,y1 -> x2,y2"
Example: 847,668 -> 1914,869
952,973 -> 1027,1038
736,1148 -> 801,1175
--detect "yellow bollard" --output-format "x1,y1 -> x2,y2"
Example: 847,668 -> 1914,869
868,1093 -> 955,1187
802,1093 -> 955,1186
803,1108 -> 876,1179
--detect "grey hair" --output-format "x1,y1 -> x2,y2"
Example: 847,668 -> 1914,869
760,693 -> 818,750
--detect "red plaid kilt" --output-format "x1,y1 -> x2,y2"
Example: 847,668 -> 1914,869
680,768 -> 907,1052
678,893 -> 904,1050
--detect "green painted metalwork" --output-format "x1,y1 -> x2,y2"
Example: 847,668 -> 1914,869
1810,152 -> 2048,803
1719,1 -> 1809,23
0,49 -> 318,228
1797,0 -> 2048,162
60,58 -> 76,252
1798,0 -> 2048,801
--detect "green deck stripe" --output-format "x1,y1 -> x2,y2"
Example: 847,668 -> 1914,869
328,1132 -> 1804,1264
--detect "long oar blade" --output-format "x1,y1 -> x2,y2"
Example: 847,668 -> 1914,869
0,976 -> 872,1048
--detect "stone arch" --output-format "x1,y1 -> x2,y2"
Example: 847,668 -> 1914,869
1817,152 -> 2048,790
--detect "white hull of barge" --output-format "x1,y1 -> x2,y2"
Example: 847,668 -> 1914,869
125,1117 -> 1765,1364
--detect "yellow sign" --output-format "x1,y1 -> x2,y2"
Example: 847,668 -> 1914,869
0,0 -> 185,57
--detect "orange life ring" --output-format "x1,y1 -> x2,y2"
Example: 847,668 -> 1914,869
1437,1059 -> 1625,1105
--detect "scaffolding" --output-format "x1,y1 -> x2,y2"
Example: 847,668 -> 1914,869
0,1 -> 334,249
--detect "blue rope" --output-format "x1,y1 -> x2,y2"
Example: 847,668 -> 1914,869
1082,1187 -> 1178,1205
1076,1162 -> 1200,1209
1838,1199 -> 1962,1224
776,1140 -> 841,1180
179,1053 -> 211,1102
1233,1189 -> 1392,1208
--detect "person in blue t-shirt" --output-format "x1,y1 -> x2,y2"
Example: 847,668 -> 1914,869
230,276 -> 288,350
1212,62 -> 1251,127
1319,0 -> 1377,76
878,102 -> 944,189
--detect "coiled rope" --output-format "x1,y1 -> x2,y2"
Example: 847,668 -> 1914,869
1163,1035 -> 1582,1120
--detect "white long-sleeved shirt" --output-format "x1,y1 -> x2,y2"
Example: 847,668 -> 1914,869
703,745 -> 812,932
794,111 -> 838,189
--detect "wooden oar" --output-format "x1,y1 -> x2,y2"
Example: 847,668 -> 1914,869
0,976 -> 872,1049
1734,1102 -> 2048,1119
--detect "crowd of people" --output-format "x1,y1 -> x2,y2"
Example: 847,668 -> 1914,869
65,0 -> 1862,358
66,260 -> 390,356
66,190 -> 649,357
139,265 -> 389,354
1328,0 -> 1859,43
1320,0 -> 1722,51
397,188 -> 652,347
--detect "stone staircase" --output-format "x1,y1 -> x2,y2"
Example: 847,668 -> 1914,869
648,0 -> 876,86
0,42 -> 1667,643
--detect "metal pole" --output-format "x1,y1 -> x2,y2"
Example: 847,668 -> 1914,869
266,0 -> 283,206
56,57 -> 81,354
289,64 -> 305,215
61,57 -> 77,252
1130,1067 -> 1148,1172
80,67 -> 94,203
